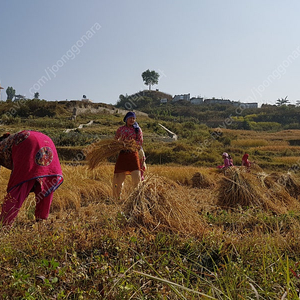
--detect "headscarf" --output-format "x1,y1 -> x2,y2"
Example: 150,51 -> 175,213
123,111 -> 136,123
124,111 -> 140,134
222,152 -> 228,158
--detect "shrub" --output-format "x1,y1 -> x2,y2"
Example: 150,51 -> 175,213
1,115 -> 21,124
52,132 -> 97,146
249,121 -> 282,131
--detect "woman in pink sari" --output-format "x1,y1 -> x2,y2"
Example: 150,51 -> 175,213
0,130 -> 63,226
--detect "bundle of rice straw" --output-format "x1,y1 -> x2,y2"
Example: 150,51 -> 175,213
257,172 -> 300,213
123,175 -> 205,237
85,139 -> 139,169
277,173 -> 300,199
191,172 -> 213,188
217,168 -> 264,209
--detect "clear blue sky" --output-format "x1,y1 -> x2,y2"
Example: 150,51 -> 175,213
1,0 -> 300,106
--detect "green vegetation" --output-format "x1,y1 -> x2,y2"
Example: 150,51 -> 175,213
1,98 -> 300,298
141,69 -> 160,90
1,99 -> 300,170
6,86 -> 15,101
116,91 -> 300,130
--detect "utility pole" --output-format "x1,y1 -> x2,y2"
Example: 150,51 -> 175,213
0,83 -> 4,101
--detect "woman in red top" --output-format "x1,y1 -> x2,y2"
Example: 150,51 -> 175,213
242,153 -> 251,168
0,130 -> 63,226
113,112 -> 143,199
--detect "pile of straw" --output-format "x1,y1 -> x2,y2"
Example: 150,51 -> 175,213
217,168 -> 300,214
251,162 -> 263,172
258,172 -> 300,213
123,175 -> 204,236
217,168 -> 263,209
191,172 -> 213,188
262,172 -> 299,198
85,139 -> 139,169
277,173 -> 300,199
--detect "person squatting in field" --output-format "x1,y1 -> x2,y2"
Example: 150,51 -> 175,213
242,153 -> 252,169
112,111 -> 145,199
218,152 -> 233,169
0,130 -> 64,226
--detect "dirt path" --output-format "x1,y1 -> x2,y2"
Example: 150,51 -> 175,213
64,120 -> 94,133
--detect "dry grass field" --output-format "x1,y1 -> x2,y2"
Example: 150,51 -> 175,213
1,124 -> 300,298
1,158 -> 300,298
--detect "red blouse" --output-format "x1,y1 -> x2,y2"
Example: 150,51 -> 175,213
115,125 -> 143,147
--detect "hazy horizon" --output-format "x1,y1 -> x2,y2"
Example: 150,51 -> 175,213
1,1 -> 300,106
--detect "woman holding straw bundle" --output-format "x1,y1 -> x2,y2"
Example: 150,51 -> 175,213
113,111 -> 144,199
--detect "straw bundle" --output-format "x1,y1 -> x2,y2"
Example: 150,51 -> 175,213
217,168 -> 263,209
85,139 -> 139,169
277,173 -> 300,199
257,172 -> 300,213
123,175 -> 204,236
191,172 -> 213,188
262,172 -> 300,199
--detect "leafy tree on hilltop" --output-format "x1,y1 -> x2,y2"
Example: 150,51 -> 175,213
142,69 -> 159,90
6,86 -> 15,101
276,96 -> 289,106
34,92 -> 40,99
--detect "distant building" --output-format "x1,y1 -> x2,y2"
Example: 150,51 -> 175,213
190,97 -> 203,105
204,98 -> 231,105
244,102 -> 258,109
160,98 -> 168,104
170,92 -> 258,108
14,94 -> 26,101
232,101 -> 258,108
173,93 -> 190,102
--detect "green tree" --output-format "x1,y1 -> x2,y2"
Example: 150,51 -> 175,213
34,92 -> 40,99
142,69 -> 159,90
276,96 -> 289,106
116,94 -> 128,108
6,86 -> 15,101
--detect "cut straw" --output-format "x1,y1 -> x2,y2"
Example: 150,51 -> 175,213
85,139 -> 139,169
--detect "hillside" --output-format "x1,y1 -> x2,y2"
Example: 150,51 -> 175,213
2,96 -> 300,130
116,90 -> 300,130
1,98 -> 300,171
